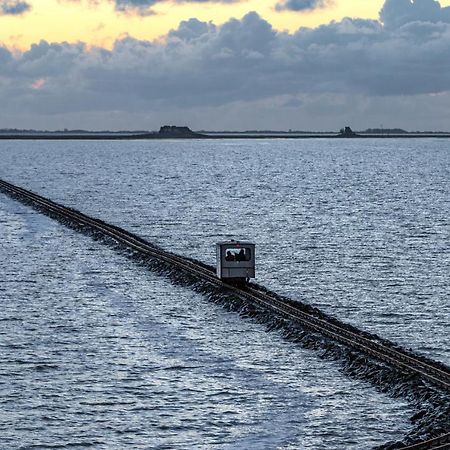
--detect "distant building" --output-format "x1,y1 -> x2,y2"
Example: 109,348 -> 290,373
339,126 -> 357,137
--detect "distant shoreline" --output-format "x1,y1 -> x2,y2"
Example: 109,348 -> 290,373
1,133 -> 450,140
2,125 -> 450,140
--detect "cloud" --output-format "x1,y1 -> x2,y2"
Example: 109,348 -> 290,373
114,0 -> 157,15
0,0 -> 31,15
282,96 -> 303,107
380,0 -> 450,28
59,0 -> 244,16
168,18 -> 216,42
112,0 -> 243,16
30,78 -> 47,89
275,0 -> 330,12
1,1 -> 450,129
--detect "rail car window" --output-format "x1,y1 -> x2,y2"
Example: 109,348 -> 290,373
225,248 -> 252,262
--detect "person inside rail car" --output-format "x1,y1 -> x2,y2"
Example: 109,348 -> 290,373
226,251 -> 235,261
236,249 -> 246,261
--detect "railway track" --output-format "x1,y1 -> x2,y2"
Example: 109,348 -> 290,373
1,177 -> 449,450
401,435 -> 450,450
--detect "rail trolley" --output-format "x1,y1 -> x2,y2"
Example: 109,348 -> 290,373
216,241 -> 255,284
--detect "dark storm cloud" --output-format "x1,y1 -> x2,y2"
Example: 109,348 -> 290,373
0,0 -> 31,15
1,1 -> 450,125
275,0 -> 330,12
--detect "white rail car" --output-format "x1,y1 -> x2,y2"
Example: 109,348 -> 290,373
216,241 -> 255,283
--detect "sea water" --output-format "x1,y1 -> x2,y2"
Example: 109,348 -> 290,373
1,138 -> 448,449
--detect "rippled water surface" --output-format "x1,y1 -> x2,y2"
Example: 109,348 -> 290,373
1,138 -> 448,449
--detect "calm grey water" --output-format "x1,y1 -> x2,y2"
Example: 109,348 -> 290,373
0,138 -> 448,449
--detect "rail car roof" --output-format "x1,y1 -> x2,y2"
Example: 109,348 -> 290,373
216,241 -> 255,246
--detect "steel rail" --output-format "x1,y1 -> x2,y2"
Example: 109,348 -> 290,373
1,178 -> 450,390
1,177 -> 449,449
1,178 -> 449,392
244,285 -> 450,390
1,177 -> 450,391
401,433 -> 450,450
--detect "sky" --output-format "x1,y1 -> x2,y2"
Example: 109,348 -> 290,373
1,0 -> 450,131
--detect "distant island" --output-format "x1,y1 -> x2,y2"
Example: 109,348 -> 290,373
0,125 -> 204,140
157,125 -> 204,138
1,125 -> 450,140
